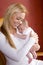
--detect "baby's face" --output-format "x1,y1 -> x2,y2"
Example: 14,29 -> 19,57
17,24 -> 25,33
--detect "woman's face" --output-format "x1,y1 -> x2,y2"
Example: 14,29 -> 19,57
9,12 -> 25,29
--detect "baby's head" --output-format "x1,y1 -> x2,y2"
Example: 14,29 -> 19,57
17,20 -> 27,33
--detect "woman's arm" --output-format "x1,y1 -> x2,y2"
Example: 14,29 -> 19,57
0,32 -> 36,62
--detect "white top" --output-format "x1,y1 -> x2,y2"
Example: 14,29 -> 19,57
0,27 -> 40,65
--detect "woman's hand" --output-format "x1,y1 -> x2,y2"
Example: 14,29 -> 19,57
31,43 -> 40,51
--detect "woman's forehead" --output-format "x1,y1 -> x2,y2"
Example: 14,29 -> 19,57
13,12 -> 25,17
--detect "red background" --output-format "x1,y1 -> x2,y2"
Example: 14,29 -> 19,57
0,0 -> 43,51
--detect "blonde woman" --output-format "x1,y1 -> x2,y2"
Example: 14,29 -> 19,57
0,3 -> 43,65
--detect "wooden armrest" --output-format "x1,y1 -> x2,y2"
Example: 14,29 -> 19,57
0,51 -> 6,65
0,18 -> 3,27
37,52 -> 43,56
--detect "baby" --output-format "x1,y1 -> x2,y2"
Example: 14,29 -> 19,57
16,20 -> 40,63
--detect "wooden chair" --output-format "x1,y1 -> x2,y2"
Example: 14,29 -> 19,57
0,51 -> 6,65
0,18 -> 3,27
37,52 -> 43,60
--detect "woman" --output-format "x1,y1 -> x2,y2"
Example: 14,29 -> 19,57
0,3 -> 43,65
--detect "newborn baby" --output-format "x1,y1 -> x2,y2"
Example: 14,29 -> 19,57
17,21 -> 40,63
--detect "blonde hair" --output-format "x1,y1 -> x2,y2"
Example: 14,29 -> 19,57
1,3 -> 28,49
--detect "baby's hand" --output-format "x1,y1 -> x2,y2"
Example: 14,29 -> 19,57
33,52 -> 37,59
17,33 -> 27,39
20,35 -> 27,39
28,58 -> 32,64
26,52 -> 33,64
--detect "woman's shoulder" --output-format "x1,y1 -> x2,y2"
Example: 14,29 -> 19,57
0,32 -> 7,50
0,32 -> 5,38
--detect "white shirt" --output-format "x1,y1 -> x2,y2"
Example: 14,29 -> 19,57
0,27 -> 43,65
